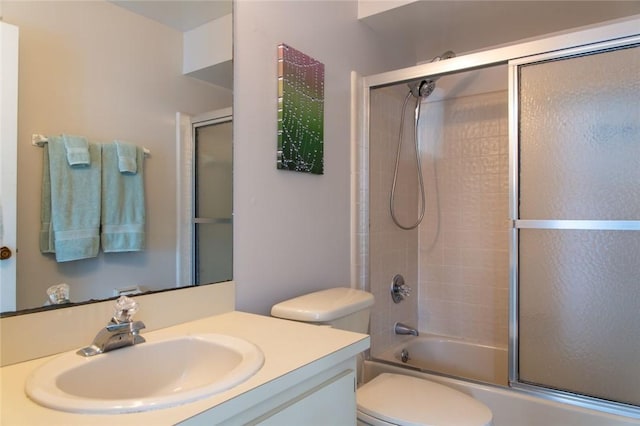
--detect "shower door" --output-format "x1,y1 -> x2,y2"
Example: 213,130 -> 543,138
511,39 -> 640,414
193,115 -> 233,285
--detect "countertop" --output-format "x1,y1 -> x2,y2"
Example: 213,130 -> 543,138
0,311 -> 369,425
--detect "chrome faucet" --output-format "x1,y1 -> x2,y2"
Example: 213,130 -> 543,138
394,322 -> 419,336
77,296 -> 146,357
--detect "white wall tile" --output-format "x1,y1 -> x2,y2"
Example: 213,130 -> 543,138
417,90 -> 509,347
368,87 -> 509,351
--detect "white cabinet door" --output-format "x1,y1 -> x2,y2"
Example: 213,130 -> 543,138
0,22 -> 19,312
256,370 -> 356,426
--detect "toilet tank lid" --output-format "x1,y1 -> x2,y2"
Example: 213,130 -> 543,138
271,287 -> 374,323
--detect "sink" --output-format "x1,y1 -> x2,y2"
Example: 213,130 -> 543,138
25,333 -> 264,414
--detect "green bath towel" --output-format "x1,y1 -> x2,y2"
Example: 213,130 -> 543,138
42,136 -> 101,262
39,144 -> 54,253
101,142 -> 145,252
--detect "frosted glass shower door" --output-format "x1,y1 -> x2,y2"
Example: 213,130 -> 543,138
515,42 -> 640,408
194,118 -> 233,285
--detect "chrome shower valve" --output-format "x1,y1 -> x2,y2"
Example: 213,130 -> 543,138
391,274 -> 411,303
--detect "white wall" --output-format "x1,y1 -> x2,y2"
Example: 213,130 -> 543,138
183,13 -> 233,89
2,1 -> 232,309
233,0 -> 413,314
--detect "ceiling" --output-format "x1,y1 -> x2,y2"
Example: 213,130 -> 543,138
110,0 -> 232,32
108,1 -> 640,52
360,1 -> 640,62
107,0 -> 640,77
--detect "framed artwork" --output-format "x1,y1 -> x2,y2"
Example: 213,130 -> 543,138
277,43 -> 325,174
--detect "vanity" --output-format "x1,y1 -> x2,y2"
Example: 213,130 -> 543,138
0,283 -> 369,425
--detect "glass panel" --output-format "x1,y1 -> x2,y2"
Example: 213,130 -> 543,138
519,229 -> 640,406
195,121 -> 233,219
194,119 -> 233,284
519,45 -> 640,220
195,222 -> 232,285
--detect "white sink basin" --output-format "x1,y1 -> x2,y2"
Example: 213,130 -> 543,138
25,333 -> 264,414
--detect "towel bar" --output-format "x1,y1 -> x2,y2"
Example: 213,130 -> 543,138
32,134 -> 151,157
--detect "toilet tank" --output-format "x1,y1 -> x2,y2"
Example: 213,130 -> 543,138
271,287 -> 374,334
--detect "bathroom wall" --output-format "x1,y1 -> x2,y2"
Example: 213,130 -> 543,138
233,0 -> 414,315
2,1 -> 232,308
418,89 -> 509,347
368,85 -> 419,355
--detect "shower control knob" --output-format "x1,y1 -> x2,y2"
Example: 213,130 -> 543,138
391,274 -> 411,303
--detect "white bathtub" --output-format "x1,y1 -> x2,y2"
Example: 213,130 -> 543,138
363,361 -> 640,426
375,334 -> 509,386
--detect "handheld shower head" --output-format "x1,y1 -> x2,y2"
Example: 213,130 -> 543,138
406,50 -> 456,99
408,79 -> 436,98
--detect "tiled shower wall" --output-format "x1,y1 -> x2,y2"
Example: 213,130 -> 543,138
368,85 -> 419,357
418,90 -> 510,347
368,87 -> 509,357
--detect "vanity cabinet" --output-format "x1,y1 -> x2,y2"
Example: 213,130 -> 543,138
254,370 -> 355,425
181,360 -> 357,426
0,309 -> 368,425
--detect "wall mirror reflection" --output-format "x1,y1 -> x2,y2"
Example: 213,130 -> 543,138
0,0 -> 233,315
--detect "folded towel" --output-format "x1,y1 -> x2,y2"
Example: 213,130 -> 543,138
39,144 -> 54,253
115,140 -> 137,174
101,143 -> 145,252
63,134 -> 90,167
45,136 -> 101,262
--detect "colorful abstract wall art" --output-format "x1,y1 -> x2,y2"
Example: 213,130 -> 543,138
277,43 -> 325,174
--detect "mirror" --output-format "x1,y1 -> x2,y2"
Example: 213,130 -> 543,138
1,0 -> 233,315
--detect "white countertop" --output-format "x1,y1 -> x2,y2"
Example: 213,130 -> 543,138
0,311 -> 369,425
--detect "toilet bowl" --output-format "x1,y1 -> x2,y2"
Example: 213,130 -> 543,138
271,287 -> 493,426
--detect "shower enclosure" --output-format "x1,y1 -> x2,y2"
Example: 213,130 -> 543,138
513,41 -> 640,411
176,108 -> 233,287
354,17 -> 640,418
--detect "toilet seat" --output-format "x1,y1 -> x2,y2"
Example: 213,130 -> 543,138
357,409 -> 400,425
357,373 -> 493,426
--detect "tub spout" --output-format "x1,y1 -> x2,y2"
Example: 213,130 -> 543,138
394,322 -> 419,336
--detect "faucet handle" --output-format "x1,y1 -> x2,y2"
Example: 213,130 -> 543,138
397,283 -> 411,297
113,295 -> 139,323
391,274 -> 411,303
46,283 -> 70,305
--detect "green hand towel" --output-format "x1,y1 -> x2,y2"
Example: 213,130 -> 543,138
63,134 -> 90,167
115,140 -> 137,174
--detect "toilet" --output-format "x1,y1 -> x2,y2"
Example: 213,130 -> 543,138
271,287 -> 493,426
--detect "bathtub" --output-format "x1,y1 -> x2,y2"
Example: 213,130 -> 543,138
362,360 -> 640,426
374,334 -> 509,386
